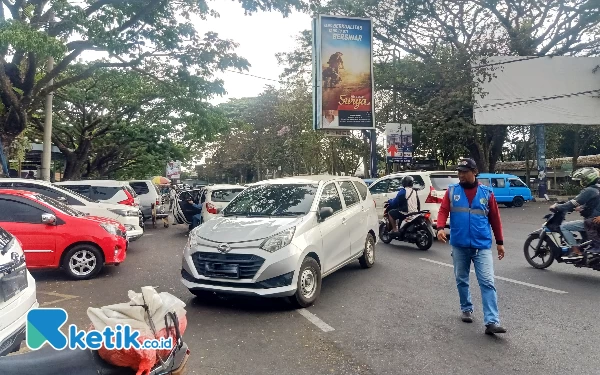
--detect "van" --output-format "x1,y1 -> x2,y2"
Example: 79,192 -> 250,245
476,173 -> 533,207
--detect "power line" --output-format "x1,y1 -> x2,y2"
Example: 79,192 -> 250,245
471,55 -> 550,69
224,69 -> 284,83
474,89 -> 600,113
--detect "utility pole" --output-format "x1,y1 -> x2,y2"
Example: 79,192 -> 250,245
41,12 -> 54,182
535,124 -> 547,199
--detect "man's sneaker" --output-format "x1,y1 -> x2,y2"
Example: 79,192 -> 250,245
461,311 -> 473,323
485,324 -> 507,335
563,252 -> 584,260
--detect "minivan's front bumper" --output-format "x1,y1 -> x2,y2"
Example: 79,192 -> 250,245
181,241 -> 302,298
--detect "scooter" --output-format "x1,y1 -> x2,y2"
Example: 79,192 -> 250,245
0,311 -> 190,375
523,207 -> 600,271
379,203 -> 435,250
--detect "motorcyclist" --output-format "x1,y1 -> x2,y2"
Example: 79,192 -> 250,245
551,167 -> 600,259
386,176 -> 420,233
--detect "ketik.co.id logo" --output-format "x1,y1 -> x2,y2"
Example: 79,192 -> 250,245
26,308 -> 172,350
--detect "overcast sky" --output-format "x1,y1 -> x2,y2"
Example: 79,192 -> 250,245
200,1 -> 311,104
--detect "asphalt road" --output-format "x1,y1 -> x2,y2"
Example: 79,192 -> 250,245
22,202 -> 600,374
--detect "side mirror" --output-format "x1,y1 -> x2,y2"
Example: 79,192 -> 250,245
41,213 -> 57,225
318,207 -> 334,221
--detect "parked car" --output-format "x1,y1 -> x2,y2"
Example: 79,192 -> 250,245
0,179 -> 143,241
369,171 -> 459,229
54,180 -> 141,207
477,173 -> 533,207
0,226 -> 38,356
0,190 -> 128,280
128,180 -> 167,222
181,176 -> 378,307
195,184 -> 245,225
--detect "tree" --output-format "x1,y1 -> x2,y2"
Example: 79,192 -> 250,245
316,0 -> 600,171
0,0 -> 306,149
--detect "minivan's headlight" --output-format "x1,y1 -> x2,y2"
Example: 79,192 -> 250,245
260,227 -> 295,253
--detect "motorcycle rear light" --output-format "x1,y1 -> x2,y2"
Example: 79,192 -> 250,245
425,186 -> 443,204
424,213 -> 431,221
206,202 -> 218,214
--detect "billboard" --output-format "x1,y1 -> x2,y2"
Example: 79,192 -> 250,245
473,56 -> 600,125
386,123 -> 413,163
313,15 -> 375,130
166,160 -> 181,180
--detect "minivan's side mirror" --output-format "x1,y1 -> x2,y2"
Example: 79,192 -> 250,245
41,213 -> 57,225
318,207 -> 334,221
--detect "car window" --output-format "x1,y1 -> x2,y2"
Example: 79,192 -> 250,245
129,182 -> 150,195
409,175 -> 426,190
339,181 -> 360,207
90,186 -> 121,200
387,178 -> 403,193
509,179 -> 527,188
430,175 -> 460,190
222,184 -> 317,217
211,189 -> 244,203
369,180 -> 388,195
352,181 -> 368,200
318,183 -> 343,214
62,185 -> 91,197
478,178 -> 490,187
492,178 -> 506,188
13,182 -> 67,200
0,198 -> 47,224
34,194 -> 84,217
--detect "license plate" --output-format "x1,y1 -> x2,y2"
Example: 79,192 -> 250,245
0,266 -> 28,303
205,263 -> 239,278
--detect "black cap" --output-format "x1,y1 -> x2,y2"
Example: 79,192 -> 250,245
456,158 -> 477,172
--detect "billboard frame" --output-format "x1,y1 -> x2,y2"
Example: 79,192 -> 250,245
312,14 -> 376,131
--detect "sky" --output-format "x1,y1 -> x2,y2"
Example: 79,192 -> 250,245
199,1 -> 311,104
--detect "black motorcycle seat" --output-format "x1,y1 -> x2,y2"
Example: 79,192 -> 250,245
0,345 -> 135,375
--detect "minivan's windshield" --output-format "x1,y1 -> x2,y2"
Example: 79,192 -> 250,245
430,175 -> 460,191
35,194 -> 85,217
223,184 -> 318,217
54,185 -> 99,203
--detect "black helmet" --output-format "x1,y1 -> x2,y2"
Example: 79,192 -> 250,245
402,176 -> 414,187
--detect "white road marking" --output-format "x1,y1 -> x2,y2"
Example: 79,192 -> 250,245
419,258 -> 568,294
38,291 -> 79,306
296,309 -> 335,332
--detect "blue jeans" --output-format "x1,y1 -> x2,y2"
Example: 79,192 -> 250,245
560,220 -> 584,247
451,246 -> 500,326
191,214 -> 202,229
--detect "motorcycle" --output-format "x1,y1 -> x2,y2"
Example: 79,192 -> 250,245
0,312 -> 190,375
523,207 -> 600,271
379,202 -> 435,250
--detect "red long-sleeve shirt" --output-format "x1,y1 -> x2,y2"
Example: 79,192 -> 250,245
436,184 -> 504,245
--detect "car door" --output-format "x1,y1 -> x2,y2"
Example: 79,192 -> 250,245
0,197 -> 57,267
491,177 -> 510,203
317,183 -> 351,273
339,181 -> 366,256
368,179 -> 389,217
508,178 -> 531,200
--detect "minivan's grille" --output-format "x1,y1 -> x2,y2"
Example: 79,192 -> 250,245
191,252 -> 265,279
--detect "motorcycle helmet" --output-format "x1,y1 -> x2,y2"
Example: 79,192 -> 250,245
401,176 -> 414,188
571,167 -> 600,187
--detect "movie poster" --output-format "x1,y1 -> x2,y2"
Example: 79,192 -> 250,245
314,15 -> 374,130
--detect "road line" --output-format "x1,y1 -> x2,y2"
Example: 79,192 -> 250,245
296,309 -> 335,332
419,258 -> 568,294
38,291 -> 79,306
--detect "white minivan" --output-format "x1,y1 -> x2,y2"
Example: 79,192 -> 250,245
181,176 -> 379,307
0,226 -> 38,356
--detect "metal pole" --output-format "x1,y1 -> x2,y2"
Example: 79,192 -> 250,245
41,19 -> 54,182
370,129 -> 377,178
535,124 -> 547,199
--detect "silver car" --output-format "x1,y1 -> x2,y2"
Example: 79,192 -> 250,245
181,175 -> 379,307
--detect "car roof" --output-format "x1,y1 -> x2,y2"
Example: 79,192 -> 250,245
248,175 -> 365,186
0,178 -> 52,186
55,180 -> 128,186
204,184 -> 246,190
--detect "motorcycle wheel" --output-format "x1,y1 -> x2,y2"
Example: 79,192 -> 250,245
523,234 -> 555,269
379,223 -> 392,244
416,229 -> 433,250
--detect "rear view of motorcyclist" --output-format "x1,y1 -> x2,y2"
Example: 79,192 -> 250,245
387,176 -> 420,233
551,167 -> 600,259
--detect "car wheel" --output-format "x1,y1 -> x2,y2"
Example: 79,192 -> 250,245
62,244 -> 103,280
513,196 -> 525,208
290,257 -> 321,308
359,234 -> 376,268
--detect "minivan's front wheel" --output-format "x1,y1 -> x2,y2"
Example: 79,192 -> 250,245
359,234 -> 375,268
291,257 -> 321,308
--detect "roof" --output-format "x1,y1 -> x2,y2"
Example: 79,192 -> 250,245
496,154 -> 600,171
249,175 -> 365,186
203,184 -> 246,190
55,180 -> 130,186
0,178 -> 52,186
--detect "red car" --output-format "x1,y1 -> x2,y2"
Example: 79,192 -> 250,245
0,190 -> 127,280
